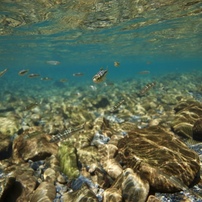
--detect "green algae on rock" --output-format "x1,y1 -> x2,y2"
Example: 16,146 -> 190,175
115,126 -> 200,192
58,142 -> 79,179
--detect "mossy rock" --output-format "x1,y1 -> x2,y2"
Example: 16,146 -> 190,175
58,142 -> 79,179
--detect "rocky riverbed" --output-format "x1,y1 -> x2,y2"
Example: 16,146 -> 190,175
0,71 -> 202,202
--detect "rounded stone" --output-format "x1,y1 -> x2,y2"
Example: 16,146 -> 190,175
115,126 -> 200,192
57,174 -> 67,184
193,119 -> 202,141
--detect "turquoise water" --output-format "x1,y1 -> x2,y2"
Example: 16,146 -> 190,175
0,2 -> 202,201
0,1 -> 202,97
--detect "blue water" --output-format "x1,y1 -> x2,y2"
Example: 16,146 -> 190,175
0,1 -> 202,99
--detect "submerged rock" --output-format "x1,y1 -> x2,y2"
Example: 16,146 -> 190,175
193,118 -> 202,141
58,142 -> 79,179
172,101 -> 202,139
61,184 -> 98,202
0,173 -> 16,201
0,133 -> 12,160
12,128 -> 58,163
30,181 -> 56,202
91,131 -> 110,146
115,126 -> 200,192
103,187 -> 122,202
0,117 -> 19,136
103,168 -> 149,202
0,163 -> 38,202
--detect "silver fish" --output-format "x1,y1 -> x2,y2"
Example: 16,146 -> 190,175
28,73 -> 40,78
0,68 -> 8,77
93,68 -> 108,83
18,69 -> 29,76
46,60 -> 60,65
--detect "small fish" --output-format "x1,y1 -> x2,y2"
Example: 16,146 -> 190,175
59,78 -> 68,83
73,72 -> 84,77
114,61 -> 120,67
138,71 -> 150,75
49,124 -> 84,142
109,99 -> 125,113
28,73 -> 40,78
18,69 -> 29,76
139,82 -> 156,95
0,68 -> 8,77
46,60 -> 60,65
41,77 -> 52,81
93,68 -> 108,83
24,102 -> 38,110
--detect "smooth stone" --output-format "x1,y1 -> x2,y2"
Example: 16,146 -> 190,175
0,174 -> 16,201
1,163 -> 38,201
192,118 -> 202,141
30,181 -> 56,202
0,117 -> 19,136
110,168 -> 149,202
172,101 -> 202,139
57,174 -> 67,184
115,126 -> 200,192
99,144 -> 122,179
103,188 -> 122,202
146,195 -> 161,202
12,128 -> 58,163
0,133 -> 12,160
61,184 -> 98,202
44,168 -> 56,182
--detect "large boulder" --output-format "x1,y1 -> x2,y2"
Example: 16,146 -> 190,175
115,126 -> 200,192
12,127 -> 58,163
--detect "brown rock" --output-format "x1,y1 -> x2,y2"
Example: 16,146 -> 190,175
12,128 -> 58,163
193,118 -> 202,141
44,168 -> 56,182
1,163 -> 37,202
146,195 -> 161,202
30,181 -> 56,202
61,184 -> 98,202
110,168 -> 149,202
115,126 -> 200,192
0,133 -> 12,160
0,174 -> 16,201
172,101 -> 202,138
103,188 -> 122,202
99,144 -> 122,179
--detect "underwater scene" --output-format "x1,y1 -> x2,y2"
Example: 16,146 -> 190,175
0,0 -> 202,202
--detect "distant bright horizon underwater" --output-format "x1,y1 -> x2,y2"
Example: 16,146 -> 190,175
0,1 -> 202,202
